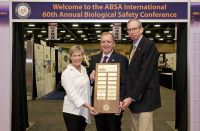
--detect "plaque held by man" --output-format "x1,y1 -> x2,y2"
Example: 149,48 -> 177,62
94,63 -> 120,113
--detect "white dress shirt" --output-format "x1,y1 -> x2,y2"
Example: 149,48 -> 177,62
61,64 -> 91,124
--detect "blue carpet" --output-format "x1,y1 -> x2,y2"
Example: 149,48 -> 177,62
38,90 -> 65,100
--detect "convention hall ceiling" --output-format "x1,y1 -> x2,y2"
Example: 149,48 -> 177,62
23,22 -> 176,44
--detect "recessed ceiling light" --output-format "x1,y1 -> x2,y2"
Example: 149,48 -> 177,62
60,31 -> 65,33
122,39 -> 126,40
57,39 -> 60,40
46,38 -> 49,40
98,39 -> 101,40
72,24 -> 78,27
125,35 -> 129,37
41,31 -> 46,33
27,31 -> 32,33
71,38 -> 75,40
145,31 -> 151,33
66,35 -> 71,37
110,25 -> 113,27
81,35 -> 85,37
159,38 -> 164,40
95,24 -> 101,27
167,35 -> 172,37
154,24 -> 160,27
24,35 -> 26,37
84,39 -> 88,40
164,31 -> 169,33
109,31 -> 113,33
77,31 -> 82,33
28,24 -> 35,26
97,35 -> 101,37
96,31 -> 101,33
156,35 -> 160,37
150,38 -> 153,40
38,35 -> 42,37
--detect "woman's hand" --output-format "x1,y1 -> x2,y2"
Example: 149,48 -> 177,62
88,106 -> 98,115
83,103 -> 98,115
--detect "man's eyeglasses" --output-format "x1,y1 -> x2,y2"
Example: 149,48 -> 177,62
127,27 -> 141,32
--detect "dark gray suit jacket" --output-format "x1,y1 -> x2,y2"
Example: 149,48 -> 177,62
87,51 -> 128,105
126,36 -> 161,113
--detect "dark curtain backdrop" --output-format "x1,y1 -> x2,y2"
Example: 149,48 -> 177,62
12,23 -> 29,131
175,23 -> 187,131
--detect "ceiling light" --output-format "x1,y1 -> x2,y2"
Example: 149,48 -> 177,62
38,35 -> 42,37
167,35 -> 172,37
81,35 -> 85,37
57,39 -> 60,40
110,25 -> 113,27
60,31 -> 65,33
150,38 -> 153,40
125,35 -> 129,37
156,35 -> 160,37
66,35 -> 71,37
96,31 -> 101,33
77,31 -> 82,33
84,39 -> 88,40
27,31 -> 32,33
28,24 -> 35,26
95,24 -> 101,27
46,38 -> 49,40
109,31 -> 113,33
98,39 -> 101,40
97,35 -> 101,37
164,31 -> 169,33
41,31 -> 46,33
72,24 -> 78,27
174,38 -> 176,40
122,39 -> 126,40
71,38 -> 75,40
159,38 -> 164,40
24,35 -> 26,37
167,40 -> 172,42
154,24 -> 160,27
145,31 -> 151,33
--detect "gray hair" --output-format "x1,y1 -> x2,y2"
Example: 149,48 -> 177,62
127,19 -> 142,28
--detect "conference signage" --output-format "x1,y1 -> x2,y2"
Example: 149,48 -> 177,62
12,2 -> 187,20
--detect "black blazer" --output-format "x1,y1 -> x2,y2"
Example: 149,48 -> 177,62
126,36 -> 161,113
87,51 -> 128,105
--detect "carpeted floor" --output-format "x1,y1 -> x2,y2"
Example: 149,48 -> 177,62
37,91 -> 65,100
27,86 -> 176,131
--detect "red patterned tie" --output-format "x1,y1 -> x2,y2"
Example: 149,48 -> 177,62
103,56 -> 108,63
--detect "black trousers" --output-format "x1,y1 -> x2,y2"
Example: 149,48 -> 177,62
94,112 -> 123,131
63,113 -> 87,131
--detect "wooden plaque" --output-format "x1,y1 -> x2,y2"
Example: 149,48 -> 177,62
94,63 -> 120,114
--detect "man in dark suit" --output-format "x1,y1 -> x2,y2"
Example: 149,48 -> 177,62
88,32 -> 128,131
121,19 -> 161,131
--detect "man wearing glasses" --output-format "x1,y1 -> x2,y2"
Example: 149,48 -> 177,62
120,19 -> 161,131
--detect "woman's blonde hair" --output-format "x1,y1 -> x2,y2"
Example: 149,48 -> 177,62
69,45 -> 84,56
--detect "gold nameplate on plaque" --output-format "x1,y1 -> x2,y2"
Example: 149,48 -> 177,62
94,63 -> 120,114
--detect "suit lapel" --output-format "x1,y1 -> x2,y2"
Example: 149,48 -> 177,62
96,53 -> 102,63
107,51 -> 116,63
127,37 -> 145,74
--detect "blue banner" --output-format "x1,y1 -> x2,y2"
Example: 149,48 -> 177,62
12,2 -> 187,19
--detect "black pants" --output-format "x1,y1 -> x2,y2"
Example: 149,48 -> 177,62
94,112 -> 123,131
63,113 -> 87,131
